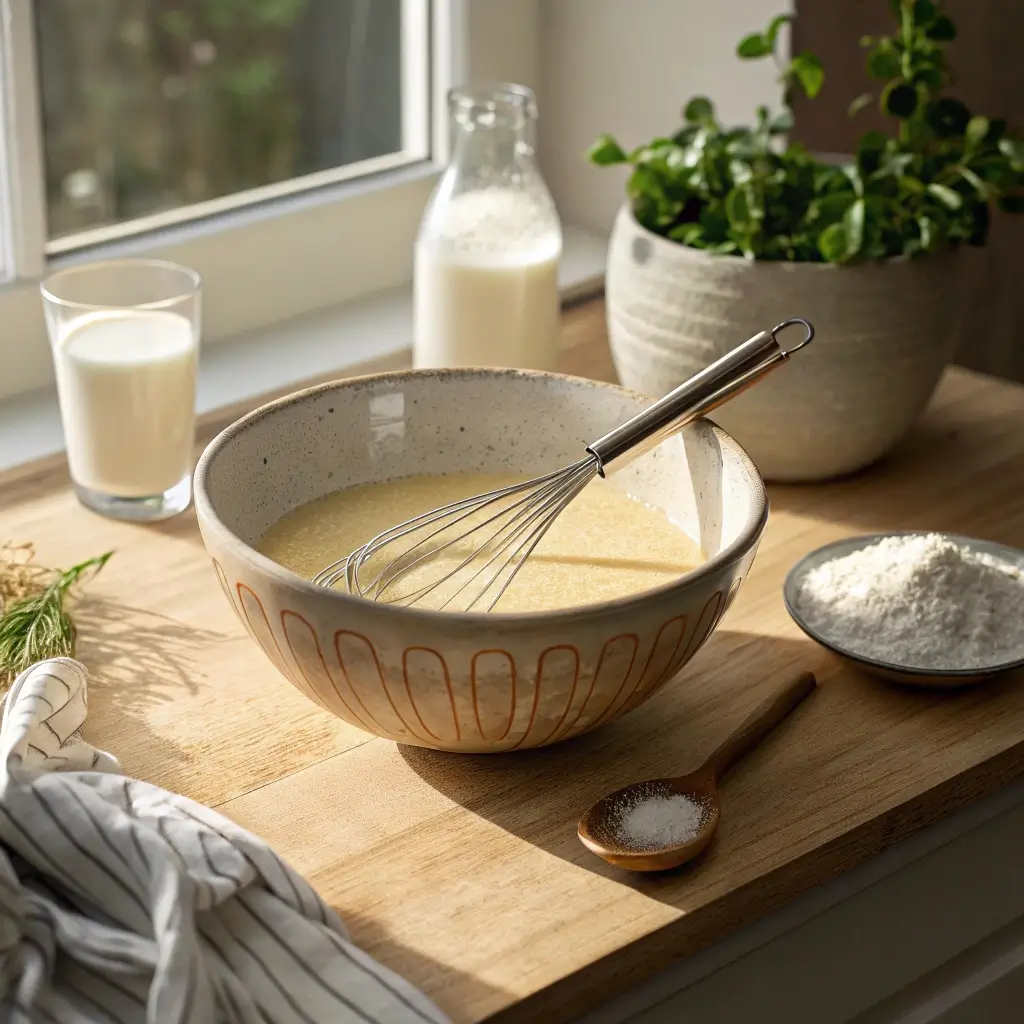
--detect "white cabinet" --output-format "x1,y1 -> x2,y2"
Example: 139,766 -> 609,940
853,915 -> 1024,1024
581,778 -> 1024,1023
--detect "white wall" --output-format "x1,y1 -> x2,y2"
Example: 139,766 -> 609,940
538,0 -> 790,237
467,0 -> 541,88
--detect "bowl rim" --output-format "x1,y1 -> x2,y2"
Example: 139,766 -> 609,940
783,530 -> 1024,680
193,366 -> 769,626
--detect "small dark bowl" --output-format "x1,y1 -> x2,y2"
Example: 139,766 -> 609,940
783,531 -> 1024,688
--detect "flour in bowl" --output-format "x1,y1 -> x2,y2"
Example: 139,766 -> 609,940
795,533 -> 1024,670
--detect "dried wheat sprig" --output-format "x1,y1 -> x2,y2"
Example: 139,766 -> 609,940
0,549 -> 113,687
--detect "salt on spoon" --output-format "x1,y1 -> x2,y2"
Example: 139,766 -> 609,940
578,672 -> 816,872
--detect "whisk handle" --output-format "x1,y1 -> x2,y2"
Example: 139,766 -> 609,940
586,318 -> 814,476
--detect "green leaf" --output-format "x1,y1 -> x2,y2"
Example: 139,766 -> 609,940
913,0 -> 937,25
728,158 -> 754,185
843,199 -> 866,256
848,93 -> 874,118
818,222 -> 849,262
879,151 -> 914,177
998,137 -> 1024,169
746,183 -> 766,219
927,183 -> 963,209
770,109 -> 795,134
725,130 -> 764,161
630,138 -> 678,165
725,187 -> 752,229
699,202 -> 730,241
631,196 -> 661,233
958,165 -> 990,198
670,223 -> 704,244
882,81 -> 918,118
913,64 -> 945,92
965,116 -> 990,152
972,155 -> 1017,191
670,124 -> 699,147
926,15 -> 957,41
841,161 -> 865,197
901,115 -> 930,147
765,14 -> 793,47
684,96 -> 714,124
927,98 -> 971,137
708,241 -> 740,255
809,191 -> 857,227
588,134 -> 628,166
857,130 -> 888,174
917,216 -> 937,251
627,165 -> 663,200
998,194 -> 1024,214
866,45 -> 902,80
663,145 -> 692,171
790,52 -> 825,98
737,33 -> 772,59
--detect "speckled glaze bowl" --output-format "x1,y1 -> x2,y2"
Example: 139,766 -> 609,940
194,369 -> 768,753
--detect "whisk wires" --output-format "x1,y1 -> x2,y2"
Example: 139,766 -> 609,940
313,456 -> 599,612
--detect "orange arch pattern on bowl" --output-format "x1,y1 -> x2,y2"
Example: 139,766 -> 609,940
232,581 -> 335,713
471,650 -> 517,742
226,573 -> 725,749
403,647 -> 461,744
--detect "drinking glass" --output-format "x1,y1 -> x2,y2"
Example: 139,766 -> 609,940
40,259 -> 202,522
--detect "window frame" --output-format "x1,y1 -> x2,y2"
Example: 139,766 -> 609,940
0,0 -> 496,401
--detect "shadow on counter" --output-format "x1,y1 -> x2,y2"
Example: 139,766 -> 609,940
338,909 -> 513,1022
397,627 -> 1022,899
764,401 -> 1023,544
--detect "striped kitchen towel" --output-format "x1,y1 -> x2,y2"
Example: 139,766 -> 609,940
0,658 -> 449,1024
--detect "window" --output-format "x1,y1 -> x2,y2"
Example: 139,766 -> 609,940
35,0 -> 427,251
0,0 -> 500,401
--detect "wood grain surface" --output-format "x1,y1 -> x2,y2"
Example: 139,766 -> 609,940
2,300 -> 1024,1022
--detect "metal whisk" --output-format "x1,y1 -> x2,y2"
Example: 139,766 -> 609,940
313,318 -> 814,612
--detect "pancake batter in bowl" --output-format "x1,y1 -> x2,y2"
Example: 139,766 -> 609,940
258,472 -> 703,612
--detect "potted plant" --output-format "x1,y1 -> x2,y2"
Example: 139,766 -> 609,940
589,1 -> 1024,481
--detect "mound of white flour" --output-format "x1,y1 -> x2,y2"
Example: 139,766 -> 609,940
795,533 -> 1024,670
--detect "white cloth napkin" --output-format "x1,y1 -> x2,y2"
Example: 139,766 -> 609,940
0,658 -> 449,1024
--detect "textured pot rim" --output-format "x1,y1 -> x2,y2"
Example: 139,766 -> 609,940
194,366 -> 769,629
617,201 -> 963,273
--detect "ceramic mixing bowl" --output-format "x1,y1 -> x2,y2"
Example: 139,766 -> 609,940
194,369 -> 767,753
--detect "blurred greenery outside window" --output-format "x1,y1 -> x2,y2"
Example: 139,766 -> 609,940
36,0 -> 407,245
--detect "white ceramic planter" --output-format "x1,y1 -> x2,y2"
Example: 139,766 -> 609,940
606,203 -> 972,481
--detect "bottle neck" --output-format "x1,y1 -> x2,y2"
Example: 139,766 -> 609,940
450,120 -> 535,184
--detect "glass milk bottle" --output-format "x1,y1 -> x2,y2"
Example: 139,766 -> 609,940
414,83 -> 562,371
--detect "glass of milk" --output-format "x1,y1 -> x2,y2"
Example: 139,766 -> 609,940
40,259 -> 201,522
414,83 -> 562,371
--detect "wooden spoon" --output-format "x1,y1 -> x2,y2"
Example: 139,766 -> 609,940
578,671 -> 817,872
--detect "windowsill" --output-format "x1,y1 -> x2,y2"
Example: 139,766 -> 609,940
0,224 -> 607,474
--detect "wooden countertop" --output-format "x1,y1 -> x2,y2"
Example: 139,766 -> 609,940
3,301 -> 1024,1022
